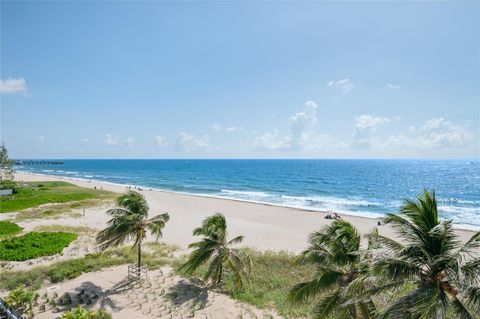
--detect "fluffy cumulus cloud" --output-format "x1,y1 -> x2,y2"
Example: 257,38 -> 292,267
351,115 -> 390,149
175,132 -> 210,152
326,78 -> 354,93
248,101 -> 330,151
103,134 -> 118,145
123,137 -> 135,148
248,130 -> 290,151
0,77 -> 27,95
384,118 -> 472,149
154,136 -> 168,146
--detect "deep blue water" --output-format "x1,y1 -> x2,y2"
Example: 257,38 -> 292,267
18,159 -> 480,229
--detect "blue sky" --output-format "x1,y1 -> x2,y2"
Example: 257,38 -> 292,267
1,1 -> 479,159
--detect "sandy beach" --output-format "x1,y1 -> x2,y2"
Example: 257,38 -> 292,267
13,172 -> 476,253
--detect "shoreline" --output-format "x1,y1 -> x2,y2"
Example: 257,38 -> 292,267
13,172 -> 477,253
16,171 -> 479,232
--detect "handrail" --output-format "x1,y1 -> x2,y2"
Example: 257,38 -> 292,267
0,297 -> 23,319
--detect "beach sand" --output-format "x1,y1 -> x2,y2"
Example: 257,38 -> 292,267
32,265 -> 281,319
3,172 -> 477,318
13,172 -> 476,253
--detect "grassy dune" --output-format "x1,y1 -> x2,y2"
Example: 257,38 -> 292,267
0,181 -> 114,213
0,243 -> 177,290
174,249 -> 315,318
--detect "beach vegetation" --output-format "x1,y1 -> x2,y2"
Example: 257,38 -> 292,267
3,285 -> 38,318
0,181 -> 114,213
0,220 -> 23,238
368,190 -> 480,318
96,191 -> 170,269
0,231 -> 78,261
61,305 -> 112,319
175,248 -> 315,318
0,144 -> 14,181
288,219 -> 378,319
0,242 -> 176,290
179,213 -> 252,289
33,224 -> 94,234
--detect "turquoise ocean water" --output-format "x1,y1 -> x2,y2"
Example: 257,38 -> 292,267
18,159 -> 480,229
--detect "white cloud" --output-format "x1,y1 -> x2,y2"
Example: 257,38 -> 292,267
248,130 -> 290,151
351,115 -> 390,149
212,123 -> 244,132
247,101 -> 330,151
37,135 -> 46,144
123,137 -> 135,148
225,126 -> 244,132
154,136 -> 168,146
384,118 -> 472,149
103,134 -> 118,145
386,83 -> 402,90
0,77 -> 27,95
175,132 -> 210,152
211,123 -> 222,131
326,78 -> 354,93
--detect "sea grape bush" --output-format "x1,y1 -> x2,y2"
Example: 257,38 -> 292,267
0,220 -> 23,238
0,231 -> 78,261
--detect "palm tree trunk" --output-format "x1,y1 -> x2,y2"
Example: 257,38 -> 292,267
137,237 -> 142,270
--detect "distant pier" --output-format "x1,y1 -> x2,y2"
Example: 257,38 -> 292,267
13,160 -> 64,165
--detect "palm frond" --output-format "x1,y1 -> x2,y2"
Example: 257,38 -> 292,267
288,270 -> 343,303
116,191 -> 149,217
227,235 -> 244,246
463,285 -> 480,314
225,249 -> 251,289
449,296 -> 476,319
374,258 -> 422,281
462,258 -> 480,284
366,229 -> 404,253
147,213 -> 170,240
311,291 -> 342,319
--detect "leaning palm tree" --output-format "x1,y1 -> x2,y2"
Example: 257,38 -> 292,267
369,190 -> 480,318
179,213 -> 251,289
96,191 -> 169,268
288,219 -> 378,319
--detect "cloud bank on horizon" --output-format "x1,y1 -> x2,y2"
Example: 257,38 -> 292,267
1,1 -> 478,159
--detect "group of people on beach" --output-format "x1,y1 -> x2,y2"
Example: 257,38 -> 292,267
324,212 -> 341,220
126,185 -> 143,191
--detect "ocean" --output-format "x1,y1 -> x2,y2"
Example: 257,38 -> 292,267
17,159 -> 480,230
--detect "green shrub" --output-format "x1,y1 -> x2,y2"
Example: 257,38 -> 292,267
0,180 -> 18,193
0,231 -> 78,261
4,285 -> 38,318
62,305 -> 112,319
0,220 -> 23,238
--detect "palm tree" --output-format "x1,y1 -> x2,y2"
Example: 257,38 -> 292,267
96,191 -> 169,268
369,190 -> 480,318
179,213 -> 251,289
288,219 -> 378,319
